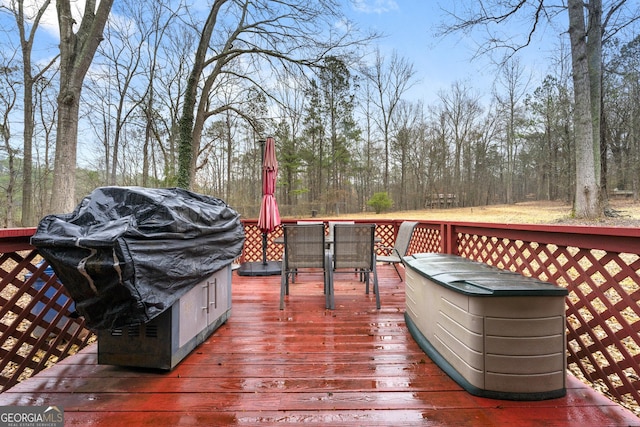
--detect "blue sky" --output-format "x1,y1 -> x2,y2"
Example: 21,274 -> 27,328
0,0 -> 563,110
345,0 -> 563,104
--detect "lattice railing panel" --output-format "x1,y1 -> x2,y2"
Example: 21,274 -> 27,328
373,223 -> 395,253
410,225 -> 442,255
563,249 -> 640,409
0,248 -> 93,392
455,228 -> 640,413
241,224 -> 284,263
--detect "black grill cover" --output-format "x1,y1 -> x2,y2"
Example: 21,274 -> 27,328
31,187 -> 245,330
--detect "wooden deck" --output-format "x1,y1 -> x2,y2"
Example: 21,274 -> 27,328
0,265 -> 638,426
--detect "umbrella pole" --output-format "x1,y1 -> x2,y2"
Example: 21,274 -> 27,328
262,232 -> 268,265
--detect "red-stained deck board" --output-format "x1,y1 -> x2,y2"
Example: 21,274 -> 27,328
0,266 -> 638,426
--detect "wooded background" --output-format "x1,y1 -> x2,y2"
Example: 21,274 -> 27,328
0,1 -> 639,226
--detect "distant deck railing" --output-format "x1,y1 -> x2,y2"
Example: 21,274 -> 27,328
2,219 -> 640,412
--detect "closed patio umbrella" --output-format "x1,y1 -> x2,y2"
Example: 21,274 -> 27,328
239,137 -> 282,276
257,137 -> 280,236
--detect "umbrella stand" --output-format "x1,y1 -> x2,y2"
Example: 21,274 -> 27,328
237,236 -> 281,276
238,138 -> 281,277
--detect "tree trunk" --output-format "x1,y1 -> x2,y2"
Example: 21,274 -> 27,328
21,68 -> 34,225
51,94 -> 81,212
13,0 -> 54,225
587,0 -> 605,205
176,1 -> 225,189
1,111 -> 17,227
51,0 -> 114,213
568,0 -> 601,218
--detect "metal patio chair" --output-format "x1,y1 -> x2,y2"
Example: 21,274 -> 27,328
377,221 -> 418,280
280,223 -> 333,310
331,223 -> 380,309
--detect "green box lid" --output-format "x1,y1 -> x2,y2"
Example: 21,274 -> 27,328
403,253 -> 568,297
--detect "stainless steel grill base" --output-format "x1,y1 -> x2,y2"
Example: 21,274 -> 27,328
98,265 -> 231,370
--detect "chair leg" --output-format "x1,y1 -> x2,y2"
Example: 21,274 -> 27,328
373,265 -> 381,309
279,272 -> 287,310
286,273 -> 291,295
365,272 -> 370,294
392,262 -> 402,280
325,252 -> 334,310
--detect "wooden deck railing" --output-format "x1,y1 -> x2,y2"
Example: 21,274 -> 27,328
2,219 -> 640,412
0,228 -> 93,392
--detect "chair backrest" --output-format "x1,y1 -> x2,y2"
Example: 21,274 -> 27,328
393,221 -> 418,257
282,224 -> 326,270
296,221 -> 326,237
333,223 -> 375,270
327,221 -> 354,241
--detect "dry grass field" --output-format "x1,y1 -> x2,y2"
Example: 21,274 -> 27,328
341,199 -> 640,227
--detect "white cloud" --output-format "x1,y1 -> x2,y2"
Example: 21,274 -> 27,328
352,0 -> 399,14
1,0 -> 97,39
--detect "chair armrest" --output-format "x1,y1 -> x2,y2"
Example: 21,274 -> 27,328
376,244 -> 394,255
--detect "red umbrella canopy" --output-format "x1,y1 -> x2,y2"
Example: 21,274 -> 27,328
257,137 -> 281,233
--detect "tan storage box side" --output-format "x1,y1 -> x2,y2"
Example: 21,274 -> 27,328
486,370 -> 566,393
485,315 -> 565,337
469,295 -> 565,318
433,325 -> 485,389
485,333 -> 565,356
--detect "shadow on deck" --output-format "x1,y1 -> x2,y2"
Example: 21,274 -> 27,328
0,265 -> 637,426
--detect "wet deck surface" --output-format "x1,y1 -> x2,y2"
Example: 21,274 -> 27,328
1,265 -> 638,426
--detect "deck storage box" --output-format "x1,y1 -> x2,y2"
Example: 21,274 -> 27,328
403,253 -> 568,400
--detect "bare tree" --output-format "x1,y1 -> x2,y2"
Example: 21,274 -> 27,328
391,100 -> 420,210
51,0 -> 114,213
439,0 -> 639,218
33,76 -> 57,218
356,77 -> 381,202
272,68 -> 307,208
493,57 -> 530,204
150,23 -> 196,186
361,49 -> 417,189
81,0 -> 183,188
176,0 -> 228,189
607,34 -> 640,201
568,0 -> 600,217
0,57 -> 19,227
1,0 -> 58,225
176,0 -> 375,189
437,81 -> 484,207
97,2 -> 147,185
138,1 -> 185,188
